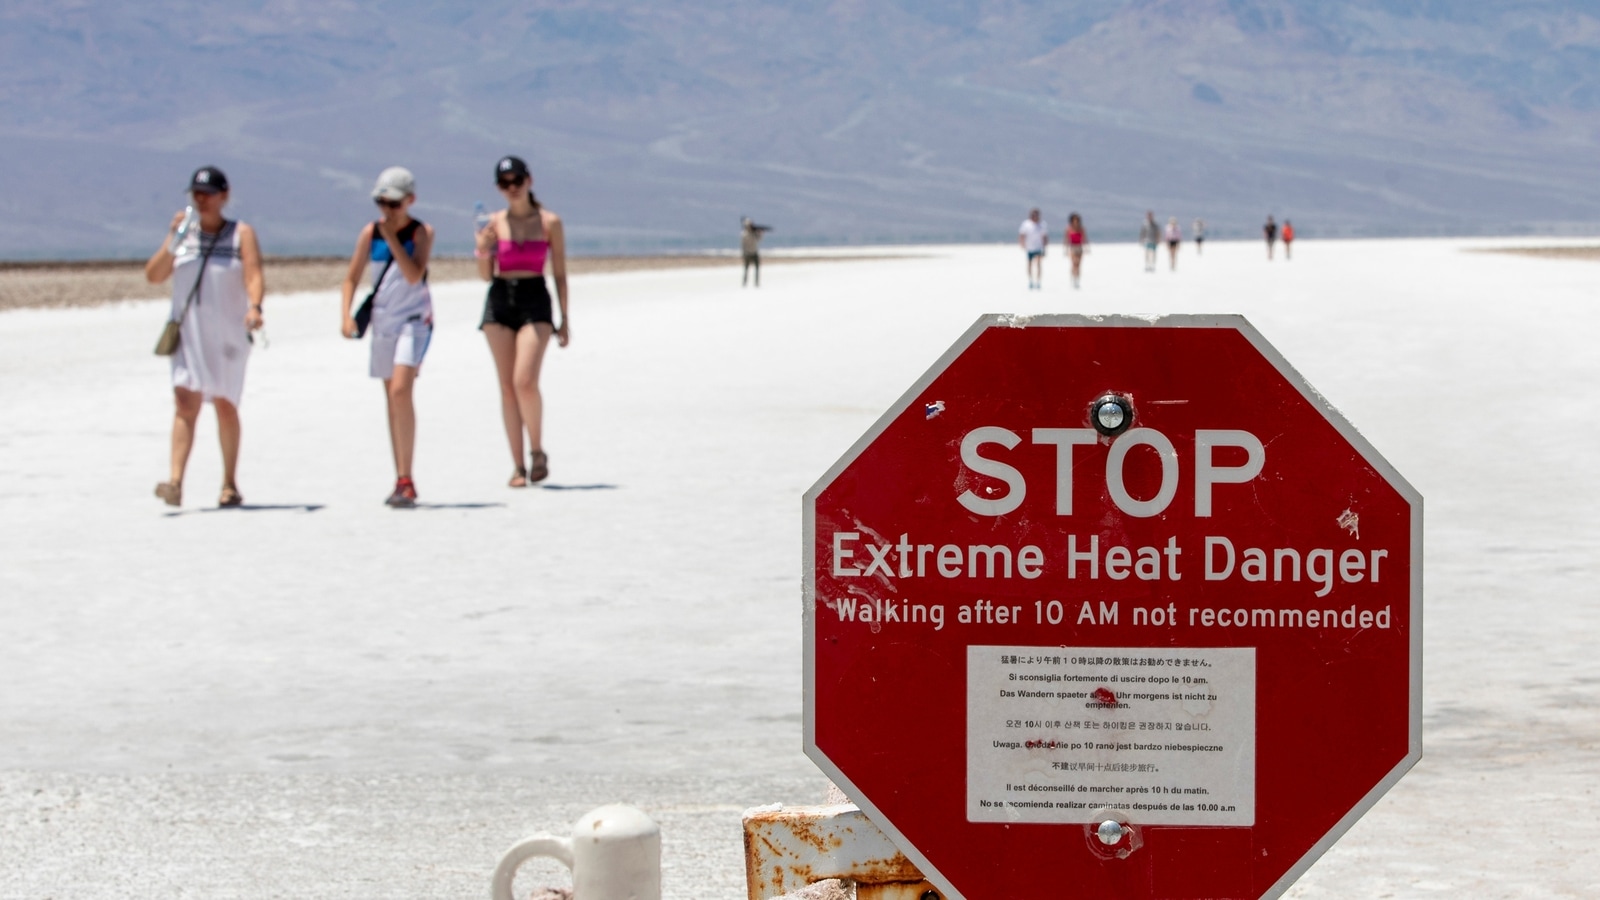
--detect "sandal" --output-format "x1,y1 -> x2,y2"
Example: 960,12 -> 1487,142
218,484 -> 244,508
528,450 -> 549,483
154,480 -> 182,507
509,466 -> 528,488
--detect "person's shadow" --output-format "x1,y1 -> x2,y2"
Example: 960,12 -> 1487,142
409,502 -> 508,510
158,486 -> 621,514
164,503 -> 325,517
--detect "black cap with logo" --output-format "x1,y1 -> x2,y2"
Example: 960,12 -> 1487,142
189,166 -> 230,194
494,156 -> 531,183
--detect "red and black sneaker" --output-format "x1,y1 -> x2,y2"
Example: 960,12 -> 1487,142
386,477 -> 417,508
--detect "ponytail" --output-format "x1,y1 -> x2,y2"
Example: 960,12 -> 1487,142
527,190 -> 541,213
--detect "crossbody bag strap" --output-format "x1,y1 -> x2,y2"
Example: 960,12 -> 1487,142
372,256 -> 395,294
373,219 -> 425,290
173,225 -> 222,325
371,225 -> 396,294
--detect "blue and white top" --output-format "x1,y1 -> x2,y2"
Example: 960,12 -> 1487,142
369,219 -> 431,332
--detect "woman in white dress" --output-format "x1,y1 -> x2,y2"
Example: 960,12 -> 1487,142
144,166 -> 265,508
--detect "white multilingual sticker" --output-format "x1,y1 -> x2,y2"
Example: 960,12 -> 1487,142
967,645 -> 1256,826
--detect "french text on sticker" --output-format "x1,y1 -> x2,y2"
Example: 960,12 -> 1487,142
1337,509 -> 1360,539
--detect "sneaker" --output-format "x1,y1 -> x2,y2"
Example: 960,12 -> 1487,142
386,477 -> 417,508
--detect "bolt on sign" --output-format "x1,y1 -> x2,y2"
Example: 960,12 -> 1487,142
803,315 -> 1421,899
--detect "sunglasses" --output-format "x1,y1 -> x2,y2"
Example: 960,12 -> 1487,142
374,197 -> 402,209
496,176 -> 527,190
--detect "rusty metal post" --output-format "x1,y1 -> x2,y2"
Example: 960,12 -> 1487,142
854,883 -> 943,900
742,803 -> 942,900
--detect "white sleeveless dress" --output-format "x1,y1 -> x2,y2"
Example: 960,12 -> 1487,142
169,221 -> 251,406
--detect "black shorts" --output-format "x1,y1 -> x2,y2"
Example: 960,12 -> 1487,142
480,277 -> 553,331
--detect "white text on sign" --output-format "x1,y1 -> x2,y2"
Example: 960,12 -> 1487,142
832,532 -> 1388,598
957,426 -> 1263,517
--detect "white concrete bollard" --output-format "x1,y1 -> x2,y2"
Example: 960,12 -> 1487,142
491,803 -> 661,900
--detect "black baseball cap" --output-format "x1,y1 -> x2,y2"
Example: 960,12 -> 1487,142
495,156 -> 530,182
189,166 -> 229,194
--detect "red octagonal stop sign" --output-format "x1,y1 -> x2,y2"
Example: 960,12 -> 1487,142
804,315 -> 1421,900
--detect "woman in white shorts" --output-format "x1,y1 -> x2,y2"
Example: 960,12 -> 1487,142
339,166 -> 435,508
144,165 -> 265,508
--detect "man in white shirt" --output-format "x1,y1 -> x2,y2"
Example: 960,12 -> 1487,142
1018,208 -> 1048,289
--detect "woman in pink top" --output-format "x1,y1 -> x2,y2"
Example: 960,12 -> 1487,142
474,155 -> 570,486
1064,212 -> 1088,289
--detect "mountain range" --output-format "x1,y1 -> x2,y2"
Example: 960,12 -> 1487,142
2,0 -> 1598,258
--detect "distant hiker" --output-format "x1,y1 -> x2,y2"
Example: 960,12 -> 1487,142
1019,208 -> 1048,289
145,165 -> 265,509
1065,213 -> 1088,289
1193,218 -> 1206,254
1264,215 -> 1278,260
475,154 -> 569,488
1165,217 -> 1182,271
741,217 -> 772,287
1140,211 -> 1160,273
340,166 -> 435,508
1282,220 -> 1296,259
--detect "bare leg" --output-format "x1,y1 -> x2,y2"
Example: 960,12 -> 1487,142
484,323 -> 526,478
213,397 -> 241,488
385,366 -> 418,478
1169,243 -> 1177,271
169,387 -> 203,484
513,323 -> 555,453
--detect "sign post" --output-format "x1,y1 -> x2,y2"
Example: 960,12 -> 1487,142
804,315 -> 1421,899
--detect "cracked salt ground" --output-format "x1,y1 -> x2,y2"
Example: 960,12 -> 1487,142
1,238 -> 1598,897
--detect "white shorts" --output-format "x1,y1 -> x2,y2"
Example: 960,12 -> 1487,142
370,319 -> 432,380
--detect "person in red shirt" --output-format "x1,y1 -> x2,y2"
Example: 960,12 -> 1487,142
1282,220 -> 1296,260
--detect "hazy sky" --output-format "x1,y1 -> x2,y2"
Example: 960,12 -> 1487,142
3,1 -> 1599,256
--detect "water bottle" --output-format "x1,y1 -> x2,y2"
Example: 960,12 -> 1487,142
169,205 -> 197,253
473,201 -> 491,234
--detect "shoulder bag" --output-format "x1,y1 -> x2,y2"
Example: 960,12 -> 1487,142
154,229 -> 220,356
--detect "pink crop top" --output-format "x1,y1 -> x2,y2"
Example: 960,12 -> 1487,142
497,239 -> 548,273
